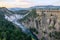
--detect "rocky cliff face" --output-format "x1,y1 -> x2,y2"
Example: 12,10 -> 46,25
21,9 -> 60,40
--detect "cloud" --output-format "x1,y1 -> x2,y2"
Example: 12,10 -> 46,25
52,0 -> 60,6
0,0 -> 35,8
0,0 -> 60,8
15,0 -> 35,7
0,2 -> 16,8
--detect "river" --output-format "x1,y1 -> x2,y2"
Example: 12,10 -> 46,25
4,11 -> 38,40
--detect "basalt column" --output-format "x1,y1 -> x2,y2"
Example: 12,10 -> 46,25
41,12 -> 48,28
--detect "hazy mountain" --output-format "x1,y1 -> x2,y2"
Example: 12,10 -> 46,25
7,5 -> 60,11
30,5 -> 60,10
8,8 -> 30,11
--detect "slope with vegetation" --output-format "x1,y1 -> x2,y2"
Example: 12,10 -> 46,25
0,7 -> 32,40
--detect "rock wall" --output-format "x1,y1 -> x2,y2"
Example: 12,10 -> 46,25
36,9 -> 60,40
22,9 -> 60,40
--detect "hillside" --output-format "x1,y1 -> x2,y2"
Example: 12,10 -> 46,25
0,7 -> 32,40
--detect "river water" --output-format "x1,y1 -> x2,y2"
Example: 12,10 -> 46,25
4,12 -> 38,40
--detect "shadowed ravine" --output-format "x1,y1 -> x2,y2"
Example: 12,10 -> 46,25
4,10 -> 38,40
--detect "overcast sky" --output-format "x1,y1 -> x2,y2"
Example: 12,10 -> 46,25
0,0 -> 60,8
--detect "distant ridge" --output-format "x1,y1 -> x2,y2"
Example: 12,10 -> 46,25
7,5 -> 60,11
0,5 -> 60,11
8,8 -> 30,11
30,5 -> 60,10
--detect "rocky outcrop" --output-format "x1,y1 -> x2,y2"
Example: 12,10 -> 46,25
22,10 -> 60,40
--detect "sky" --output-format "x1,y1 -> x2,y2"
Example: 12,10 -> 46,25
0,0 -> 60,8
